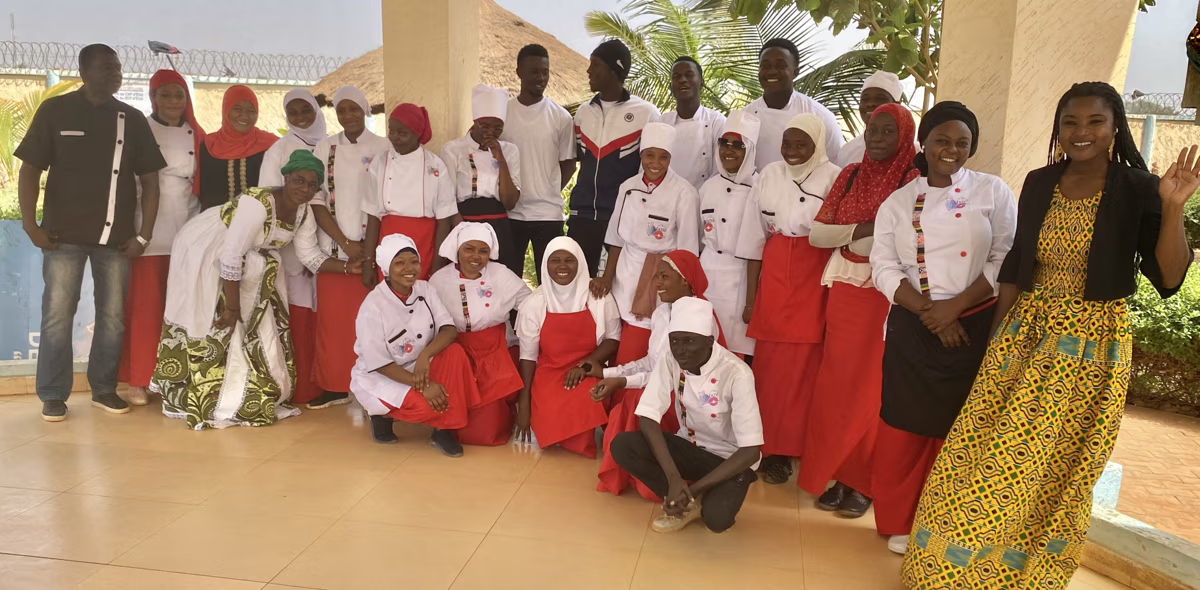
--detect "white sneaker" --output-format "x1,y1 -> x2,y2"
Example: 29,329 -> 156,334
651,501 -> 702,533
888,534 -> 910,555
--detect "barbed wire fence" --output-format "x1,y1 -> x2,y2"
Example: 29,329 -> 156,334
1,40 -> 349,85
1124,92 -> 1195,121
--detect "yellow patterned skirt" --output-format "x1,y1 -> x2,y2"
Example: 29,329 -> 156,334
900,284 -> 1131,589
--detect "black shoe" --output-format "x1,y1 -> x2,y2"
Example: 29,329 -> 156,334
371,415 -> 398,444
91,393 -> 130,414
306,391 -> 350,410
836,487 -> 872,518
430,429 -> 464,458
758,455 -> 793,485
816,482 -> 848,511
41,400 -> 67,422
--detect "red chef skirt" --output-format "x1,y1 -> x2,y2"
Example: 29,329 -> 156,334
313,272 -> 371,394
797,282 -> 890,497
747,235 -> 831,458
288,305 -> 321,405
597,387 -> 679,501
119,255 -> 170,387
381,342 -> 478,429
380,215 -> 438,280
530,310 -> 609,457
870,420 -> 944,536
455,324 -> 523,446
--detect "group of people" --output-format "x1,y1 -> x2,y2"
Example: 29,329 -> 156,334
16,39 -> 1200,589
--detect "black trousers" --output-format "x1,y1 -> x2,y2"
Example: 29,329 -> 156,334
611,431 -> 757,532
567,216 -> 609,277
510,219 -> 564,284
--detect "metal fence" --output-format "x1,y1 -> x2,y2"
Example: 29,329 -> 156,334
1124,92 -> 1195,121
0,40 -> 349,85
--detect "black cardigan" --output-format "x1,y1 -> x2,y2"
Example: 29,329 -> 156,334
997,161 -> 1190,301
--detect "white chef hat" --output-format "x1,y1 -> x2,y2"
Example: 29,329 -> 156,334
332,85 -> 370,116
438,221 -> 500,261
640,122 -> 676,154
668,297 -> 715,337
376,233 -> 419,272
471,83 -> 509,122
722,109 -> 761,146
862,71 -> 903,102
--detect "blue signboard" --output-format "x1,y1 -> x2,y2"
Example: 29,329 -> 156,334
0,221 -> 96,361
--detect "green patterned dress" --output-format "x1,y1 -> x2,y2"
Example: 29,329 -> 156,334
901,187 -> 1131,588
152,188 -> 325,430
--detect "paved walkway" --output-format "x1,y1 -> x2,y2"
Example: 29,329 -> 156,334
1110,405 -> 1200,544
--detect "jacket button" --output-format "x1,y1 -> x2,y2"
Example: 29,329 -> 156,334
117,139 -> 123,145
726,187 -> 731,193
721,218 -> 726,223
960,251 -> 968,257
717,250 -> 723,254
955,213 -> 962,218
113,169 -> 119,174
105,221 -> 112,226
799,197 -> 806,202
189,151 -> 194,155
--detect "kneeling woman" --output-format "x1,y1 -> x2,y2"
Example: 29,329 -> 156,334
152,151 -> 348,430
429,223 -> 532,445
515,237 -> 621,457
351,234 -> 483,456
592,250 -> 721,499
869,101 -> 1016,554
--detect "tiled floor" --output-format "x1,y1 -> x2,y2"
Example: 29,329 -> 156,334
1110,405 -> 1200,544
0,394 -> 1131,589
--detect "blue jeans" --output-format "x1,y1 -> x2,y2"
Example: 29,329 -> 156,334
36,244 -> 130,402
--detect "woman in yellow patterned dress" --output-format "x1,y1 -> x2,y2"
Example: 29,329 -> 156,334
152,150 -> 361,430
901,82 -> 1198,588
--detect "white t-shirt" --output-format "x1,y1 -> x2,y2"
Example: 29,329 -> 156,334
635,343 -> 764,467
502,97 -> 575,222
746,91 -> 844,170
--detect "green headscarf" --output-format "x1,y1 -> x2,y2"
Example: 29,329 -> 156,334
280,149 -> 325,185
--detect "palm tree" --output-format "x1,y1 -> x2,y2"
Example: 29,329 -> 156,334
584,0 -> 886,134
0,80 -> 81,186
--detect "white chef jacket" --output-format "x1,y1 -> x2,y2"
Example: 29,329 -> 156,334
428,263 -> 533,332
441,135 -> 522,203
502,97 -> 574,222
311,130 -> 391,260
658,106 -> 727,188
350,281 -> 455,415
699,171 -> 759,355
604,170 -> 702,327
635,343 -> 764,468
137,117 -> 199,256
361,147 -> 458,220
259,133 -> 322,188
735,161 -> 842,260
871,168 -> 1017,304
746,91 -> 844,171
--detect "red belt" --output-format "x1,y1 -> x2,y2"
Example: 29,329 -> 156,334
462,213 -> 508,221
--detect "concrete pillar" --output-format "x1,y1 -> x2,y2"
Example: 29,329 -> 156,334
936,0 -> 1140,188
381,0 -> 480,152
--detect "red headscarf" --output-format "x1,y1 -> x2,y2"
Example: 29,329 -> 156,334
814,103 -> 919,263
664,250 -> 727,347
149,70 -> 206,196
389,103 -> 433,145
203,85 -> 279,160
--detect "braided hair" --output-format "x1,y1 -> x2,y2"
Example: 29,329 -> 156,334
1047,81 -> 1146,171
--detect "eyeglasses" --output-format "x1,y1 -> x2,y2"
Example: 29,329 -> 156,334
717,138 -> 746,150
285,175 -> 321,191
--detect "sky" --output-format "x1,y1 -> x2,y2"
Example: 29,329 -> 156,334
1,0 -> 1189,93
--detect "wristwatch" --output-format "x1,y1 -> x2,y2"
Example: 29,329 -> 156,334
135,235 -> 150,247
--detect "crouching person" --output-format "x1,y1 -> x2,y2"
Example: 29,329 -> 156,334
610,297 -> 763,533
351,234 -> 483,456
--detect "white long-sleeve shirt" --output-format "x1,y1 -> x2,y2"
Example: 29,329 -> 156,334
871,168 -> 1017,304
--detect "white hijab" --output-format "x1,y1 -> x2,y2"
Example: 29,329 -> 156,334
519,236 -> 614,344
714,109 -> 759,186
283,88 -> 327,147
759,113 -> 829,218
438,221 -> 499,261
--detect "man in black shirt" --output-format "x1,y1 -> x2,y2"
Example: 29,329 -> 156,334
16,44 -> 166,422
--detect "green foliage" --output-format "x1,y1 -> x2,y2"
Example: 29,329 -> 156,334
0,80 -> 82,186
585,0 -> 886,131
1185,195 -> 1200,250
1129,269 -> 1200,409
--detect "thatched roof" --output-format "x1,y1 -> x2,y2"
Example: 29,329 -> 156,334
312,0 -> 592,109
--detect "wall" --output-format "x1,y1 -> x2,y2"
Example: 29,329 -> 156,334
1130,118 -> 1200,173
